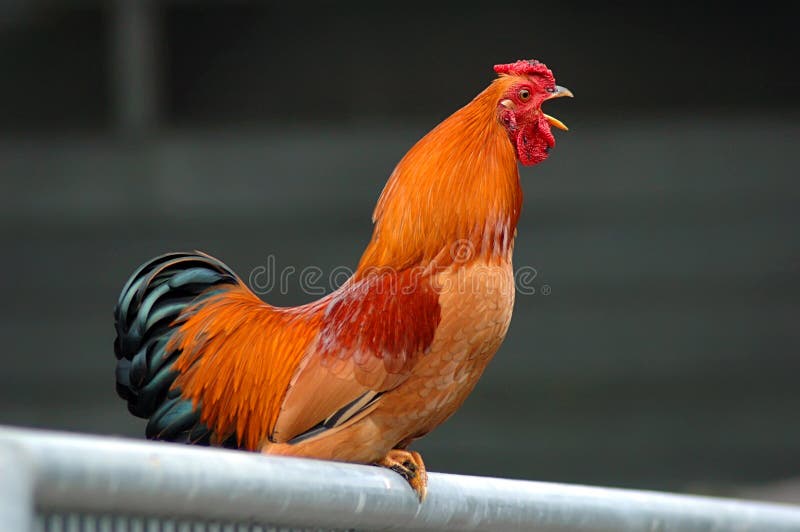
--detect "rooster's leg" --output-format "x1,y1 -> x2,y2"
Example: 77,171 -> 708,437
377,449 -> 428,502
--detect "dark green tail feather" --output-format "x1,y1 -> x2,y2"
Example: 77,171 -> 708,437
113,252 -> 240,447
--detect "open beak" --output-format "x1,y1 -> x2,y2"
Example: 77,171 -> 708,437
543,85 -> 573,131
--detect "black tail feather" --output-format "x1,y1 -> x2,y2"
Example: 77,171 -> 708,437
113,251 -> 240,447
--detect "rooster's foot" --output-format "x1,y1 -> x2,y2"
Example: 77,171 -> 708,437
377,449 -> 428,502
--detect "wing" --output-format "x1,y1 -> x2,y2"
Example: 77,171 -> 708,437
271,267 -> 441,443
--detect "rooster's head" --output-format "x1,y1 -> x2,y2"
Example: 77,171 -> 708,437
494,59 -> 572,166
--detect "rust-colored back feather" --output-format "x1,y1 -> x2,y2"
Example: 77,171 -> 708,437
318,269 -> 441,387
271,267 -> 442,442
169,286 -> 323,450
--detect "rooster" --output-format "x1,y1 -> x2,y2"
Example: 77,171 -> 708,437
114,59 -> 571,501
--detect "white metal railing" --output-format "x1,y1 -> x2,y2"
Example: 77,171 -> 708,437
2,425 -> 800,531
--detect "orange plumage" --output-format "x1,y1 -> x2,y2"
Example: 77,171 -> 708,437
114,59 -> 571,500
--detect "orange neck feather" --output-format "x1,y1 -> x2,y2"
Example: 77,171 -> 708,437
357,78 -> 521,273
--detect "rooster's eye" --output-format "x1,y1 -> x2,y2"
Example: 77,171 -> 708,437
518,88 -> 531,101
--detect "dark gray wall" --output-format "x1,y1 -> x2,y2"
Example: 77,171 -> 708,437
1,1 -> 798,500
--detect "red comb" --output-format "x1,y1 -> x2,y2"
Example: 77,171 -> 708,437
493,60 -> 553,79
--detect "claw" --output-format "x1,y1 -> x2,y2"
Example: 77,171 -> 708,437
377,449 -> 428,502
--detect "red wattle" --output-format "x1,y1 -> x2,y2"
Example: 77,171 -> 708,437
515,115 -> 555,166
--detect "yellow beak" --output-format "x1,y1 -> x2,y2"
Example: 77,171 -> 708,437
543,113 -> 569,131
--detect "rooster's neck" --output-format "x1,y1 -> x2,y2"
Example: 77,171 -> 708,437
357,81 -> 521,274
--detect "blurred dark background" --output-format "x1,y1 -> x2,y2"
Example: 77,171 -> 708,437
1,0 -> 798,502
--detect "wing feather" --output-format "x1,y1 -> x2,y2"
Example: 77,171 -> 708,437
272,268 -> 441,443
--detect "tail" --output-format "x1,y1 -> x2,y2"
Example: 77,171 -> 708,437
113,251 -> 241,446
